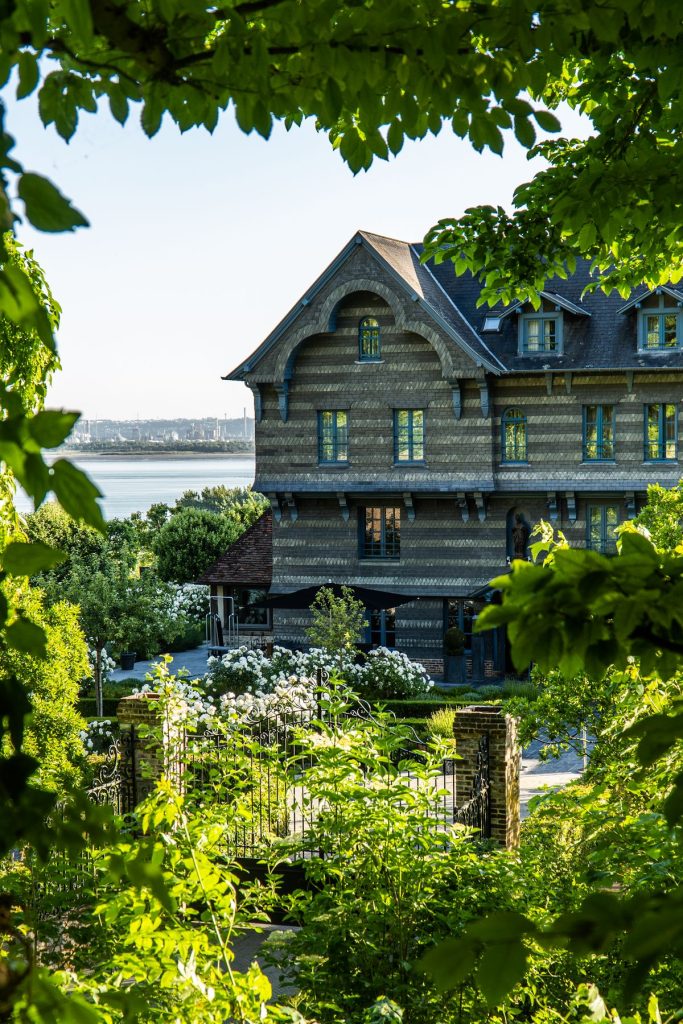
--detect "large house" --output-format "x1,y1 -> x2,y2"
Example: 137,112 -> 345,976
208,230 -> 683,678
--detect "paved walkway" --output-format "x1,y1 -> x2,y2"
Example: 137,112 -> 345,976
109,643 -> 213,684
520,738 -> 584,819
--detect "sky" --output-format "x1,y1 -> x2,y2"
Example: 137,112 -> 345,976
6,93 -> 588,421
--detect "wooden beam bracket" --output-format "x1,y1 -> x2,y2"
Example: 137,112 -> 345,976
565,490 -> 577,523
625,491 -> 636,519
283,491 -> 298,523
456,492 -> 469,523
625,370 -> 635,394
473,491 -> 486,523
249,383 -> 264,423
547,491 -> 558,522
267,492 -> 282,524
403,492 -> 416,522
545,372 -> 553,396
336,491 -> 350,523
564,372 -> 573,396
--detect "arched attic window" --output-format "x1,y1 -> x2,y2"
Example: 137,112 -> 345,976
501,408 -> 527,463
359,317 -> 381,361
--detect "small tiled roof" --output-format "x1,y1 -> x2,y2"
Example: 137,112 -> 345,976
197,511 -> 272,586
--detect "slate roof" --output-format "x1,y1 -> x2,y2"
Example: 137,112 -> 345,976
419,248 -> 683,372
226,230 -> 683,379
197,511 -> 272,586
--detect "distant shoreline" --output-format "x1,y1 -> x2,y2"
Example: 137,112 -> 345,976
58,450 -> 255,461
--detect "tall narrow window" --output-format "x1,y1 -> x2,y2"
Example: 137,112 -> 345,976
368,608 -> 396,647
587,506 -> 619,554
393,409 -> 425,463
520,314 -> 561,354
360,507 -> 400,559
359,317 -> 381,360
501,408 -> 527,462
318,410 -> 348,464
583,405 -> 615,461
644,403 -> 677,461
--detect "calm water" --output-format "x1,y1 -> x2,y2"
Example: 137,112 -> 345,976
14,456 -> 256,520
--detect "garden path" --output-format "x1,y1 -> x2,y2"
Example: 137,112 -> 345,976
109,643 -> 212,683
520,739 -> 584,819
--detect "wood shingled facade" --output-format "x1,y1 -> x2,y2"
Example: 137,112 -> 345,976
225,231 -> 683,677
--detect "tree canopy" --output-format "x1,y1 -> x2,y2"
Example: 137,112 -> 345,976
0,0 -> 681,314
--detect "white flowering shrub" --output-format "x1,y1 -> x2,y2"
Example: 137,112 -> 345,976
136,671 -> 318,730
357,648 -> 433,699
80,718 -> 118,754
201,644 -> 432,703
204,646 -> 271,696
169,583 -> 209,622
203,644 -> 357,699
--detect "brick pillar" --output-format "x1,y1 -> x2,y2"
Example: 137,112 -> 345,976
453,705 -> 521,849
117,692 -> 185,802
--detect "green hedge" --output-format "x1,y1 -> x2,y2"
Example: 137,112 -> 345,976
78,698 -> 122,718
376,698 -> 496,719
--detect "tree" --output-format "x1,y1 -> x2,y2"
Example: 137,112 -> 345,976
25,501 -> 107,580
632,480 -> 683,551
152,507 -> 241,583
174,486 -> 267,521
1,587 -> 89,791
305,586 -> 367,669
420,510 -> 683,1005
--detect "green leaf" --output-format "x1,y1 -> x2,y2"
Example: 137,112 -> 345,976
387,120 -> 404,155
6,616 -> 47,655
16,52 -> 39,99
419,937 -> 477,991
18,173 -> 89,232
50,458 -> 105,531
533,109 -> 561,132
513,115 -> 536,148
476,941 -> 527,1006
60,0 -> 93,40
3,541 -> 66,576
141,93 -> 164,138
108,87 -> 129,125
0,264 -> 54,348
30,409 -> 79,447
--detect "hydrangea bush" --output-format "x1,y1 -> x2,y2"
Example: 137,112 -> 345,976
135,672 -> 318,730
201,644 -> 433,703
169,583 -> 209,622
357,648 -> 433,699
203,645 -> 350,699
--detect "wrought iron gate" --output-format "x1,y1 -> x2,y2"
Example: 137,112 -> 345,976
87,727 -> 137,815
453,733 -> 491,840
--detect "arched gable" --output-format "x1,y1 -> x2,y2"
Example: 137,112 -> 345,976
274,277 -> 469,383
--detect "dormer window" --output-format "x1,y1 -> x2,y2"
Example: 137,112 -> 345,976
359,317 -> 381,361
639,303 -> 681,350
519,312 -> 561,354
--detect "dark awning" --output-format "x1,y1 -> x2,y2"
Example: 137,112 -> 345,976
258,584 -> 416,610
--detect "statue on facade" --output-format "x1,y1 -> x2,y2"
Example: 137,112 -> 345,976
511,513 -> 529,560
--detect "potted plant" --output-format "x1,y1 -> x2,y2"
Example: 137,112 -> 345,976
120,650 -> 136,671
444,626 -> 466,684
